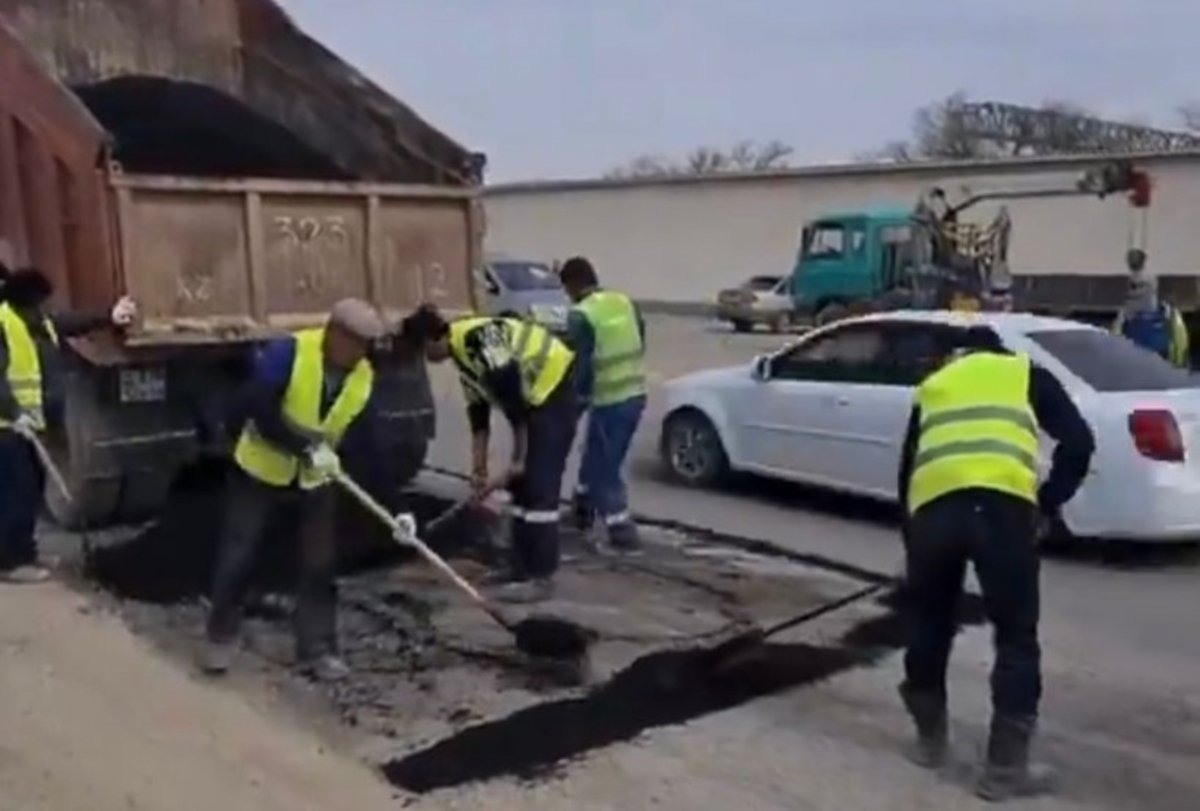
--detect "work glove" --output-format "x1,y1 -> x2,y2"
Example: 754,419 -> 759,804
302,443 -> 341,488
392,512 -> 417,545
110,296 -> 138,327
12,412 -> 39,438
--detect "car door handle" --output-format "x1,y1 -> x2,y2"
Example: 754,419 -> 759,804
834,396 -> 850,406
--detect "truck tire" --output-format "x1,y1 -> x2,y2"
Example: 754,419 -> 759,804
46,358 -> 195,530
731,319 -> 753,333
391,434 -> 430,488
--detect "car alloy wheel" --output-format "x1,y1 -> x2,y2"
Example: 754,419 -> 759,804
664,412 -> 727,486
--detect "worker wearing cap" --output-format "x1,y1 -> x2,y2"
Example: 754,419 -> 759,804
400,304 -> 577,603
204,298 -> 387,680
1112,268 -> 1190,368
0,265 -> 137,584
558,257 -> 647,552
896,326 -> 1093,801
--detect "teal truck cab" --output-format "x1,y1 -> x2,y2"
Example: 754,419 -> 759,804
788,207 -> 917,325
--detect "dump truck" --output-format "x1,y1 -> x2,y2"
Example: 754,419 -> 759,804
0,0 -> 484,527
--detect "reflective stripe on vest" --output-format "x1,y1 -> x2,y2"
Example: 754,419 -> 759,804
907,352 -> 1039,514
0,303 -> 58,431
448,316 -> 573,407
234,328 -> 374,487
575,289 -> 646,406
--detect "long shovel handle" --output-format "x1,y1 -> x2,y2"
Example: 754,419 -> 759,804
424,481 -> 502,536
22,429 -> 73,505
333,471 -> 505,624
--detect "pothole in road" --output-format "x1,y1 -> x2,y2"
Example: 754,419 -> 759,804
80,460 -> 989,796
385,590 -> 988,794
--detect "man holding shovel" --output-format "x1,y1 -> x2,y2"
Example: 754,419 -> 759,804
203,298 -> 388,680
400,305 -> 577,603
0,265 -> 137,584
896,325 -> 1093,801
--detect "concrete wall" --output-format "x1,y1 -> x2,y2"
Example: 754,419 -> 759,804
484,153 -> 1200,305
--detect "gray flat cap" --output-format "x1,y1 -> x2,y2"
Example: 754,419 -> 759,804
329,298 -> 387,341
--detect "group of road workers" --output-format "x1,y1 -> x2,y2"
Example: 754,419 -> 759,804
0,255 -> 1185,801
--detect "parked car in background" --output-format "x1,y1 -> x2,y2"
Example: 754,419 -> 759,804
477,255 -> 571,332
660,310 -> 1200,543
716,275 -> 795,333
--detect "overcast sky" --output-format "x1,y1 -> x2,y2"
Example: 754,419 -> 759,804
277,0 -> 1195,182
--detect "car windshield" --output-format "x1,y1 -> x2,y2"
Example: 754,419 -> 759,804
491,261 -> 562,291
1026,328 -> 1198,392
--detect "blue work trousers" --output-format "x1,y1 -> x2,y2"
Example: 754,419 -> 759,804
575,395 -> 645,529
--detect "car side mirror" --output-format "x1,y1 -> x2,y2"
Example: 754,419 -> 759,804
752,354 -> 771,381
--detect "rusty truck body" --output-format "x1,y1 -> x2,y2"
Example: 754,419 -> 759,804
0,0 -> 484,526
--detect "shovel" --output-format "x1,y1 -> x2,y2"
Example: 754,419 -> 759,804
18,427 -> 94,566
333,470 -> 591,661
703,582 -> 889,673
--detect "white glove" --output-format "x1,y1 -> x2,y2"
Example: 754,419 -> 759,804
303,443 -> 341,484
12,412 -> 38,437
392,512 -> 417,544
110,296 -> 138,327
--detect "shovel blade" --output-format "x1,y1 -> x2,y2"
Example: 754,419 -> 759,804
512,615 -> 592,660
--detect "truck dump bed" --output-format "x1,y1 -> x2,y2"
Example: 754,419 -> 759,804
0,0 -> 482,349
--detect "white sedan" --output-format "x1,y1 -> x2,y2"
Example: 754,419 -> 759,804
660,311 -> 1200,543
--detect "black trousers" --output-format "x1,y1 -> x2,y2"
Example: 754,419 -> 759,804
206,469 -> 338,661
0,431 -> 43,571
902,489 -> 1042,721
509,372 -> 578,579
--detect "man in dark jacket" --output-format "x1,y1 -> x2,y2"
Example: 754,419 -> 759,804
896,325 -> 1094,801
0,266 -> 137,583
204,299 -> 390,680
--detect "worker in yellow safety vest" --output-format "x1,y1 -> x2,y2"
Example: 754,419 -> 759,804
203,298 -> 389,681
0,265 -> 137,584
558,257 -> 647,553
400,304 -> 577,604
895,325 -> 1094,801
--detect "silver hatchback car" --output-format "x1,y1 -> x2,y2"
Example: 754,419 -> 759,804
476,256 -> 572,333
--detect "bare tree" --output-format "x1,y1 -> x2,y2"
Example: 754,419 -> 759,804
605,140 -> 794,179
870,94 -> 1200,164
1180,102 -> 1200,132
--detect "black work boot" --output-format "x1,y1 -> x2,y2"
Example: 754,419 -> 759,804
976,715 -> 1056,802
607,521 -> 643,555
571,491 -> 595,533
898,684 -> 949,768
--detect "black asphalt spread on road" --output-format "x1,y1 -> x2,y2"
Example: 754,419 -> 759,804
383,591 -> 988,794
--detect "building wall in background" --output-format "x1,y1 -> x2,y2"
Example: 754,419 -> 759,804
484,153 -> 1200,305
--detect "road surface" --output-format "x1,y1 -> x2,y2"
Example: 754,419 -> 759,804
424,313 -> 1200,809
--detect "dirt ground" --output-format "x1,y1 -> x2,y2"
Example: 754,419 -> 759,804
0,582 -> 399,811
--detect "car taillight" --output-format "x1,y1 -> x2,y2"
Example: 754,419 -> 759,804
1128,409 -> 1184,462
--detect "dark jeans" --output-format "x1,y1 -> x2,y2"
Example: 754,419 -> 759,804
575,394 -> 645,529
902,489 -> 1042,721
509,376 -> 578,579
0,431 -> 44,571
207,469 -> 338,661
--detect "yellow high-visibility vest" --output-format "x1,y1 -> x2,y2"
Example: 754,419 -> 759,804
448,316 -> 573,408
234,328 -> 374,488
574,289 -> 646,406
0,303 -> 59,431
908,351 -> 1039,514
